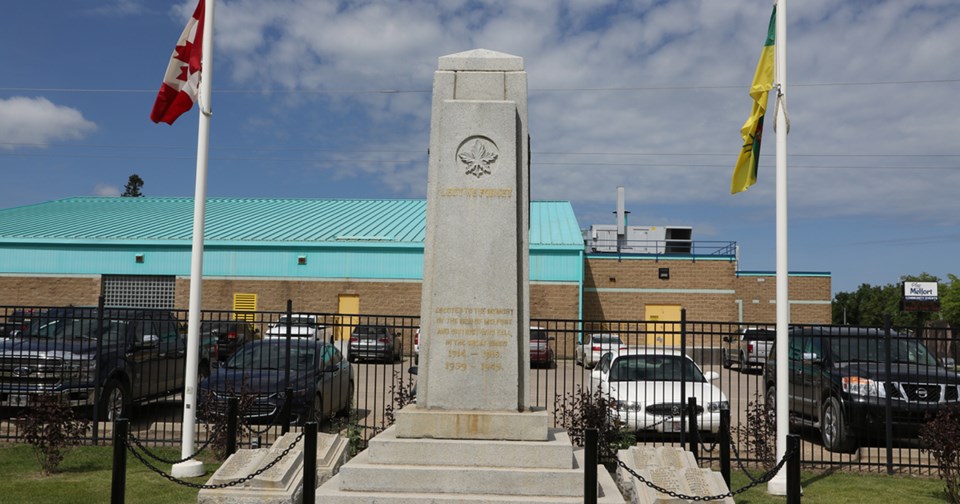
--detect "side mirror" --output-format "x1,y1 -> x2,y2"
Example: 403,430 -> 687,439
703,371 -> 720,381
408,366 -> 418,376
722,336 -> 732,343
548,336 -> 556,341
139,334 -> 160,348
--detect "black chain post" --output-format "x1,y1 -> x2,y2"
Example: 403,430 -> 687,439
111,418 -> 128,504
304,422 -> 317,504
719,405 -> 731,488
687,396 -> 698,462
787,434 -> 801,504
226,396 -> 239,456
584,428 -> 598,504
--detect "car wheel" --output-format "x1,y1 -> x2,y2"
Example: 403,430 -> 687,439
339,381 -> 354,416
722,352 -> 732,369
739,351 -> 747,371
821,396 -> 856,453
197,361 -> 211,381
307,393 -> 324,425
99,378 -> 131,422
764,385 -> 776,416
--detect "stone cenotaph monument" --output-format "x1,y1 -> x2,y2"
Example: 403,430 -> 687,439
317,49 -> 623,503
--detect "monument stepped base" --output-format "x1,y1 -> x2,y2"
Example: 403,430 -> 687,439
315,425 -> 625,503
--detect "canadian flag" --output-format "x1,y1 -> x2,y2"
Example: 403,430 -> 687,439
150,0 -> 205,124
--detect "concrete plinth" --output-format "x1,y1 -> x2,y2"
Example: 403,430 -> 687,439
617,446 -> 734,504
198,432 -> 348,504
395,405 -> 548,441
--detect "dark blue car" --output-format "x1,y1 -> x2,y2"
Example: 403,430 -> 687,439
199,339 -> 354,424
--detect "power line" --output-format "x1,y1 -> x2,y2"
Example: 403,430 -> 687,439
0,78 -> 957,95
1,151 -> 956,170
1,141 -> 957,158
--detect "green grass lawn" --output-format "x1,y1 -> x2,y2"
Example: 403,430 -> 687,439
0,443 -> 952,503
728,469 -> 950,503
0,443 -> 222,504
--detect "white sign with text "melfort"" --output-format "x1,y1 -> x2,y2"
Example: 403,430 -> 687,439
904,281 -> 939,301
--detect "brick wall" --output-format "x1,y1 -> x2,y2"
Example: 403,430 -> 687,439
176,278 -> 579,319
0,276 -> 101,307
583,258 -> 739,321
735,274 -> 832,324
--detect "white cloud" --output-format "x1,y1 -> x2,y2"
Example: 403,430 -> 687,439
0,97 -> 97,150
204,0 -> 960,224
94,184 -> 120,197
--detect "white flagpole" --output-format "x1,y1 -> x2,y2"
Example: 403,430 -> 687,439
768,0 -> 790,495
172,0 -> 215,479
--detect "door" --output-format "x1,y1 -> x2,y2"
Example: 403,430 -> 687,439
336,294 -> 360,341
645,304 -> 682,346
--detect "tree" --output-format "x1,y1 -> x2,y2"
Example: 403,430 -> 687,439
831,273 -> 943,328
121,174 -> 144,197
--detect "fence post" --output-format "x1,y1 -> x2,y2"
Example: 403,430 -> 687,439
719,405 -> 731,488
679,308 -> 687,448
226,396 -> 238,456
787,434 -> 801,504
93,295 -> 106,444
284,299 -> 293,428
303,421 -> 317,504
281,387 -> 293,435
884,314 -> 894,475
584,428 -> 598,504
111,418 -> 128,504
687,396 -> 698,462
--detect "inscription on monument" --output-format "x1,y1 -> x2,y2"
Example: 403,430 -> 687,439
434,306 -> 514,373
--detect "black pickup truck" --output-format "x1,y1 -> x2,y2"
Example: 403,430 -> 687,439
0,308 -> 192,420
764,325 -> 960,452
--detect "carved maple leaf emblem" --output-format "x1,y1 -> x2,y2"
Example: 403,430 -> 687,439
459,139 -> 498,178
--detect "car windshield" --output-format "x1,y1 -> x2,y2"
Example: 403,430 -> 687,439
608,354 -> 706,383
830,337 -> 938,366
276,316 -> 314,328
592,335 -> 622,345
744,329 -> 774,341
226,343 -> 316,371
353,325 -> 387,338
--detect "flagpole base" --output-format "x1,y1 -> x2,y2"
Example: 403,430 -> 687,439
766,471 -> 787,495
171,460 -> 205,479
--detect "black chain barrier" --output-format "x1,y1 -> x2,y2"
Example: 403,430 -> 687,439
126,423 -> 224,465
606,441 -> 796,502
125,431 -> 305,490
728,434 -> 766,483
693,426 -> 720,453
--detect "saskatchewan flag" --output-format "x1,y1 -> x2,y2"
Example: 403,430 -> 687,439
731,6 -> 776,194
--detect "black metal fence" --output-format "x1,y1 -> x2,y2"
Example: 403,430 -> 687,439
2,303 -> 956,476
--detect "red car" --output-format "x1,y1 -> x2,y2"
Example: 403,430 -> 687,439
530,327 -> 555,368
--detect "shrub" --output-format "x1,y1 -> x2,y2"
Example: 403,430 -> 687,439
384,370 -> 416,427
19,394 -> 90,475
196,389 -> 260,459
734,392 -> 776,465
920,404 -> 960,503
553,385 -> 633,462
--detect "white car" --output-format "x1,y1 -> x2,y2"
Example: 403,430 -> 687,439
590,348 -> 728,434
576,333 -> 627,368
265,314 -> 322,339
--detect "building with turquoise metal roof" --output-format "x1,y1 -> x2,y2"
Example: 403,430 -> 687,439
0,196 -> 830,324
0,197 -> 585,319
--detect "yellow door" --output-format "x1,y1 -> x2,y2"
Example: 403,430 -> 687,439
645,304 -> 681,347
336,294 -> 360,341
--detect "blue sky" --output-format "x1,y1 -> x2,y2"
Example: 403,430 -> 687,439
2,0 -> 959,296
